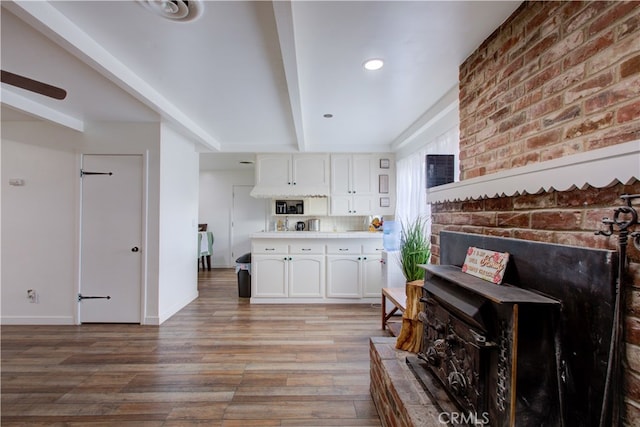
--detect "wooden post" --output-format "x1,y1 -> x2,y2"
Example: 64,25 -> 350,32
395,279 -> 424,353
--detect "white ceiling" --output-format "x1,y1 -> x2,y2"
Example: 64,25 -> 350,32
1,0 -> 520,160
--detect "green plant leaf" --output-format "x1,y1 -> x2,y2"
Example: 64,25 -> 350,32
399,216 -> 431,282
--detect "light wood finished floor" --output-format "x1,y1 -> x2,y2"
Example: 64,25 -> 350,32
2,268 -> 388,426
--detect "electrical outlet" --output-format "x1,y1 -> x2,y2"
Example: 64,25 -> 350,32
27,289 -> 37,303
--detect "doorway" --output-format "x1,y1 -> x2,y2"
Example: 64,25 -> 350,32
79,154 -> 143,323
231,185 -> 266,261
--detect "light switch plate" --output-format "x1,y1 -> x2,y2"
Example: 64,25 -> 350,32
9,178 -> 25,186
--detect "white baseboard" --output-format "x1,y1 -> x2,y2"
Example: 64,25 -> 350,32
1,316 -> 75,325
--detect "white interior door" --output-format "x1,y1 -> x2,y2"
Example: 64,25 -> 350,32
80,155 -> 143,323
231,185 -> 266,261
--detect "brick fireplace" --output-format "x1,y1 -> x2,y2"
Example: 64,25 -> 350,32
371,2 -> 639,426
432,1 -> 639,424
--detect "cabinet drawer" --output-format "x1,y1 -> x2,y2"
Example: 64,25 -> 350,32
289,243 -> 325,254
326,242 -> 361,254
362,240 -> 384,254
252,242 -> 288,254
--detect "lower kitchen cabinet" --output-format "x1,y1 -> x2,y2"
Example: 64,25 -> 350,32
362,253 -> 384,297
326,252 -> 384,298
326,256 -> 362,298
253,254 -> 325,298
289,255 -> 325,297
252,255 -> 288,297
251,235 -> 384,303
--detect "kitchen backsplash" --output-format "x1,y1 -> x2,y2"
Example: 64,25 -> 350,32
269,215 -> 390,232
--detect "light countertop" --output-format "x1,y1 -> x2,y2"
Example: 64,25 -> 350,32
251,231 -> 383,239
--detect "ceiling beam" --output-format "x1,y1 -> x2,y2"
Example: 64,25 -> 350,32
1,89 -> 85,131
5,0 -> 222,151
272,1 -> 306,152
391,84 -> 459,153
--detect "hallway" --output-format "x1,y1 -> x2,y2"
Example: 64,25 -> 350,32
1,269 -> 386,426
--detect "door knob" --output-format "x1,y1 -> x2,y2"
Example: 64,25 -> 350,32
131,246 -> 139,252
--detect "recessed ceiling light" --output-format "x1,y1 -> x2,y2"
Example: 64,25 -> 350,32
363,58 -> 384,71
323,113 -> 333,118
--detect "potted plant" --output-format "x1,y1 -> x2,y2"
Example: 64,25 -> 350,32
399,216 -> 431,282
396,216 -> 430,352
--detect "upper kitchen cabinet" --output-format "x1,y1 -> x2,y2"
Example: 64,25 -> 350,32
330,155 -> 373,196
251,154 -> 330,198
330,154 -> 395,216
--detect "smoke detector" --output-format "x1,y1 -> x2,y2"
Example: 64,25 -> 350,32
138,0 -> 203,22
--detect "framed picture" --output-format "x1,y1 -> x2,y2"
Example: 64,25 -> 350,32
379,174 -> 389,193
380,197 -> 390,207
379,158 -> 390,169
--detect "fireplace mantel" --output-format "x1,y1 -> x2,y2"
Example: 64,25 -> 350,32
427,140 -> 639,203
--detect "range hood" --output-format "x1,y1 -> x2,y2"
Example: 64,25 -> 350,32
249,185 -> 329,198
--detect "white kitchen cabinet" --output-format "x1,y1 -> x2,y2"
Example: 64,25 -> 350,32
292,155 -> 330,188
289,255 -> 325,297
252,154 -> 329,196
331,155 -> 373,194
330,195 -> 374,216
326,255 -> 362,298
252,255 -> 288,297
326,240 -> 385,298
251,235 -> 384,303
252,241 -> 325,299
362,253 -> 384,297
289,243 -> 325,297
326,242 -> 365,298
330,154 -> 397,216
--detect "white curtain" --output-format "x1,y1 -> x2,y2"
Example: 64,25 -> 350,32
395,125 -> 460,232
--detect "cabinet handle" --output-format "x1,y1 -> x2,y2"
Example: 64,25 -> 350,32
288,182 -> 291,185
358,257 -> 361,260
265,248 -> 276,251
301,248 -> 311,251
363,257 -> 367,260
284,257 -> 288,260
339,248 -> 349,251
293,182 -> 297,185
353,191 -> 356,194
289,257 -> 293,260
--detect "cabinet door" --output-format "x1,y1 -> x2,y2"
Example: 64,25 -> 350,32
330,155 -> 351,195
326,255 -> 361,298
293,155 -> 329,188
255,155 -> 291,187
352,155 -> 373,195
330,195 -> 351,216
252,255 -> 288,297
351,195 -> 373,215
362,253 -> 384,297
289,255 -> 325,297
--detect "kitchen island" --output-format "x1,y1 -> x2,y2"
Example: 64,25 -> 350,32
250,231 -> 385,304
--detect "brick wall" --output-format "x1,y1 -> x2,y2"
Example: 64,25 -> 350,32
430,1 -> 640,424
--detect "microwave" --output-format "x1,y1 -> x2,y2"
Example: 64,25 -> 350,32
275,200 -> 303,215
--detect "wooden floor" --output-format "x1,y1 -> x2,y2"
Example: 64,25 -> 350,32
1,269 -> 388,426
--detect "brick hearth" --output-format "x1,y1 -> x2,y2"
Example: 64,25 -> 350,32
370,337 -> 444,427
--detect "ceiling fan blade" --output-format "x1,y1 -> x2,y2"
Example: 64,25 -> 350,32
1,70 -> 67,100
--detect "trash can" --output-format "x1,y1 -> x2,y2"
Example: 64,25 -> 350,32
235,253 -> 251,298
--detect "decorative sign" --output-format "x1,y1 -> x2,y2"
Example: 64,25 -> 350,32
462,247 -> 510,284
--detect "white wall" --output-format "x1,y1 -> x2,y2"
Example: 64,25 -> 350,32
157,123 -> 199,323
199,169 -> 255,267
1,138 -> 77,323
1,120 -> 197,325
